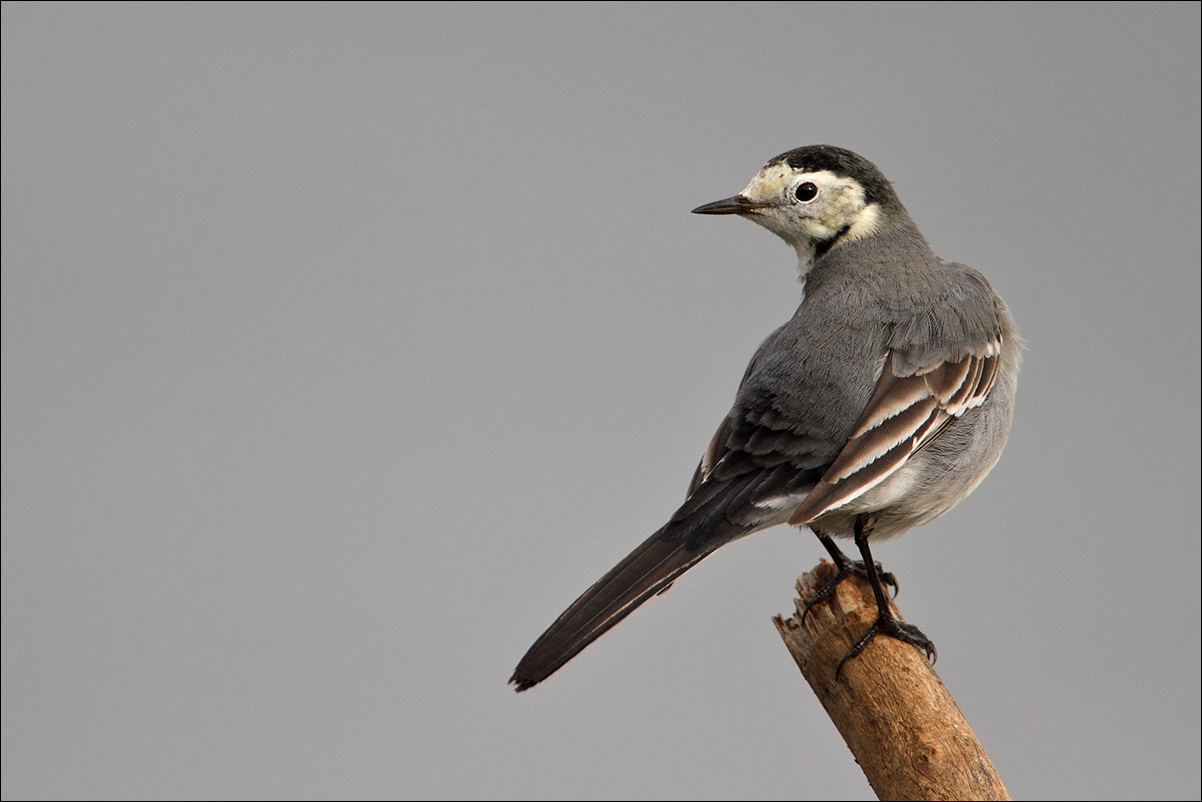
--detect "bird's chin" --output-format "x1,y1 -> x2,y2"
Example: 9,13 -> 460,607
748,214 -> 801,242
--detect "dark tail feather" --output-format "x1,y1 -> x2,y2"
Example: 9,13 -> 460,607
510,526 -> 715,691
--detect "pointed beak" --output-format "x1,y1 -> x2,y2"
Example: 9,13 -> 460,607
690,194 -> 768,215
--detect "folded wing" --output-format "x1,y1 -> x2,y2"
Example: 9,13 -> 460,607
789,340 -> 1002,525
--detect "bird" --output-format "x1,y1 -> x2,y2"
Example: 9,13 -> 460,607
510,145 -> 1020,691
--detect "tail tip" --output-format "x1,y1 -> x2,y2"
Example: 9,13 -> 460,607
508,671 -> 539,693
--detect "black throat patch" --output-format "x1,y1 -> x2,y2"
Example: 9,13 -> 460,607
813,224 -> 852,261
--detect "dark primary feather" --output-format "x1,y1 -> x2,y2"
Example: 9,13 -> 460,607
508,472 -> 781,691
510,353 -> 841,690
509,524 -> 707,691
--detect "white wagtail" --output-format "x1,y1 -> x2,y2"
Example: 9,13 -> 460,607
511,145 -> 1021,690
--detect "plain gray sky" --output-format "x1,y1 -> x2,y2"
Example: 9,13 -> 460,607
3,3 -> 1199,800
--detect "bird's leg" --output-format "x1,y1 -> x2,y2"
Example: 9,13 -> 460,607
835,518 -> 937,676
800,528 -> 898,627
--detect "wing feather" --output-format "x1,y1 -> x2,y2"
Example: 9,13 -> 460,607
789,341 -> 1003,525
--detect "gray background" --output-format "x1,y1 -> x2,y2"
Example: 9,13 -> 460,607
3,3 -> 1199,800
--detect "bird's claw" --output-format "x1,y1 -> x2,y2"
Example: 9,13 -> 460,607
835,613 -> 937,677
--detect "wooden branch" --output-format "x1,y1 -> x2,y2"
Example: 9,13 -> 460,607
773,561 -> 1010,801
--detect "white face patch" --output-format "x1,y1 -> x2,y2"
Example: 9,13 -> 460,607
738,165 -> 881,257
845,202 -> 880,242
740,162 -> 808,203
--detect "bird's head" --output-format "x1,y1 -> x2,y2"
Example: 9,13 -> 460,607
693,145 -> 905,269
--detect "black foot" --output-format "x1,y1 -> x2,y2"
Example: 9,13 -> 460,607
836,612 -> 937,677
800,559 -> 898,627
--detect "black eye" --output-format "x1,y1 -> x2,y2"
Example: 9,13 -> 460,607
794,182 -> 818,202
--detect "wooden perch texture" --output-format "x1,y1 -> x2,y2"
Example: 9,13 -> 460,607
773,561 -> 1010,801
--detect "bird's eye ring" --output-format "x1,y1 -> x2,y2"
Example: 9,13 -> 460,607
794,182 -> 819,202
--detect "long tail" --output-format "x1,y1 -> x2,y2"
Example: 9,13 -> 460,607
509,525 -> 718,691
